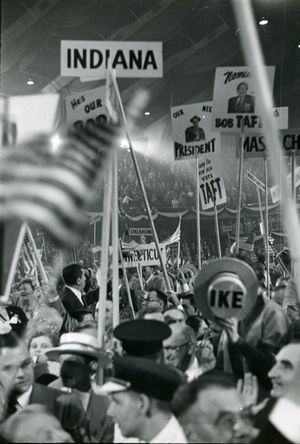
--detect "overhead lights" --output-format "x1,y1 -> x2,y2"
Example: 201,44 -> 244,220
144,111 -> 150,116
259,17 -> 268,26
26,78 -> 34,85
298,44 -> 300,48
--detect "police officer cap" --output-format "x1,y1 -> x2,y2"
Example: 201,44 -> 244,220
99,355 -> 183,402
113,319 -> 171,357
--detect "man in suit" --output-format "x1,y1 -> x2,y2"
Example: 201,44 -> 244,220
61,263 -> 87,318
227,82 -> 255,113
0,331 -> 86,440
185,116 -> 206,143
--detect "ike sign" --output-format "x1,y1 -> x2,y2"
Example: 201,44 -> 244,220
61,41 -> 163,78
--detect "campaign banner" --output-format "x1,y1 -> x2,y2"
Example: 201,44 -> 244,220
242,128 -> 300,158
198,158 -> 227,210
171,102 -> 221,161
129,228 -> 152,237
65,85 -> 107,129
212,66 -> 275,132
61,41 -> 163,78
122,242 -> 166,268
247,170 -> 266,193
244,107 -> 288,134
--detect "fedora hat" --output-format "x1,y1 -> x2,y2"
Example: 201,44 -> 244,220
45,332 -> 109,364
190,115 -> 201,123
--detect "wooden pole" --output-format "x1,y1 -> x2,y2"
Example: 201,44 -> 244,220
235,126 -> 245,254
195,155 -> 201,269
264,159 -> 270,298
256,186 -> 267,251
177,215 -> 182,267
108,73 -> 172,292
118,243 -> 135,319
111,151 -> 120,329
26,225 -> 48,283
214,201 -> 222,258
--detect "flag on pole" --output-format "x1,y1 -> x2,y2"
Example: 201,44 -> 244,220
22,232 -> 37,277
162,219 -> 181,245
0,122 -> 120,247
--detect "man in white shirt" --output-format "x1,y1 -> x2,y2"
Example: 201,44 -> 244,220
99,355 -> 187,443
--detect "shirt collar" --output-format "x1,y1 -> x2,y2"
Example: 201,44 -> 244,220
185,356 -> 203,382
65,286 -> 83,304
150,415 -> 187,443
17,385 -> 33,408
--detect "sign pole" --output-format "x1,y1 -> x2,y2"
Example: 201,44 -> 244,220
110,74 -> 171,292
235,125 -> 245,254
177,215 -> 182,267
118,242 -> 135,319
214,201 -> 222,258
195,154 -> 201,270
112,151 -> 120,328
291,152 -> 296,277
256,185 -> 267,252
26,225 -> 48,283
264,159 -> 270,298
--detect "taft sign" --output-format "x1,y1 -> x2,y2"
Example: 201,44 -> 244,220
61,41 -> 163,78
122,243 -> 166,268
65,85 -> 107,128
198,158 -> 227,210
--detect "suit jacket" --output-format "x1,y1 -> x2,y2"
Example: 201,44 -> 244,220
255,421 -> 293,444
227,94 -> 255,113
185,126 -> 205,142
60,287 -> 86,318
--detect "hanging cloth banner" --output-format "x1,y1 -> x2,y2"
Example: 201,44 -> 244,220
61,41 -> 163,78
211,66 -> 275,133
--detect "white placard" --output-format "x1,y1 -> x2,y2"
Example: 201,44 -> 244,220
198,158 -> 227,210
242,128 -> 300,158
129,228 -> 152,236
122,243 -> 166,268
65,85 -> 107,128
212,66 -> 275,132
61,41 -> 163,78
171,102 -> 221,161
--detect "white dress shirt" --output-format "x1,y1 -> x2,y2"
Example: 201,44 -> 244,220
185,356 -> 203,382
270,397 -> 300,444
17,385 -> 33,409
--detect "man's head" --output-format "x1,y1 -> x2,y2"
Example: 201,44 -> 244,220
163,308 -> 185,326
172,372 -> 249,443
144,289 -> 167,313
0,404 -> 73,443
236,82 -> 248,97
20,279 -> 34,298
163,323 -> 196,371
268,342 -> 300,399
62,264 -> 86,292
0,333 -> 34,396
190,116 -> 201,127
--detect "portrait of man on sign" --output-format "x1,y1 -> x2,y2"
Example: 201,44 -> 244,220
227,82 -> 255,113
185,115 -> 206,142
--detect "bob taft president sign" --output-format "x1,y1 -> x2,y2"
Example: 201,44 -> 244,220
61,41 -> 163,78
212,66 -> 275,132
171,102 -> 221,161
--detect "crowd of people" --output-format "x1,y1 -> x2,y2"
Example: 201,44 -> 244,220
0,244 -> 299,443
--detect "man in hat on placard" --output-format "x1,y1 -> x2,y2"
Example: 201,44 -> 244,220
99,355 -> 187,443
185,116 -> 206,143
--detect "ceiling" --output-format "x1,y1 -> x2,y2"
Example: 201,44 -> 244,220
1,0 -> 300,137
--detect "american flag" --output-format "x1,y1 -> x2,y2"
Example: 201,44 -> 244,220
0,122 -> 120,247
162,219 -> 181,245
22,232 -> 37,277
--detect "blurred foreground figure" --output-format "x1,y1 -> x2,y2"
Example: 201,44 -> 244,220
0,404 -> 73,443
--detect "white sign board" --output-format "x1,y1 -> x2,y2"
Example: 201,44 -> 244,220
247,170 -> 266,193
65,85 -> 107,128
212,66 -> 275,132
61,41 -> 163,78
198,158 -> 227,210
270,165 -> 300,203
122,243 -> 166,268
170,102 -> 221,161
129,228 -> 152,236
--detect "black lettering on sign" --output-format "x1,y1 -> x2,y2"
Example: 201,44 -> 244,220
236,115 -> 259,129
143,50 -> 157,70
283,134 -> 300,151
210,289 -> 243,308
113,50 -> 128,69
173,109 -> 184,118
243,136 -> 265,153
232,291 -> 243,308
202,105 -> 212,112
223,71 -> 251,84
70,95 -> 85,110
215,118 -> 234,128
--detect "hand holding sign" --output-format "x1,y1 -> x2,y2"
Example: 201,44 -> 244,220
214,317 -> 240,343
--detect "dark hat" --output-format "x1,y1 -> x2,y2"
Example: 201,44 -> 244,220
99,355 -> 182,402
113,319 -> 171,357
190,115 -> 201,123
194,258 -> 258,320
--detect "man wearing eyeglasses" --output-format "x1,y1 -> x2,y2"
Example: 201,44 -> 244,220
163,323 -> 203,381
